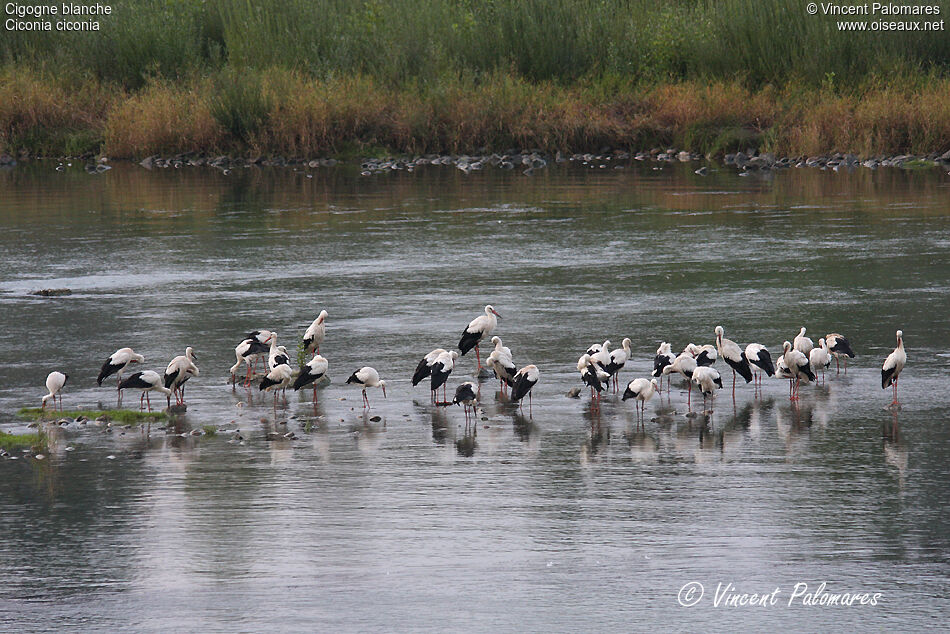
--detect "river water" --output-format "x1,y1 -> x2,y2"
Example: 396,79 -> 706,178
1,161 -> 948,631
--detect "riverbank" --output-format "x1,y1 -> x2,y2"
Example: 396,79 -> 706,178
2,71 -> 949,162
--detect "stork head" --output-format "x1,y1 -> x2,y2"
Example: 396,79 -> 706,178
186,347 -> 197,361
800,327 -> 807,336
485,305 -> 501,319
896,329 -> 903,343
318,310 -> 328,322
783,341 -> 792,353
491,336 -> 501,346
379,380 -> 387,398
715,325 -> 724,341
450,351 -> 459,360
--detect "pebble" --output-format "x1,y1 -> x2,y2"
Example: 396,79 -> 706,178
106,455 -> 116,460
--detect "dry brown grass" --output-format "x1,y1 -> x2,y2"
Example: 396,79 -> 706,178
2,69 -> 948,159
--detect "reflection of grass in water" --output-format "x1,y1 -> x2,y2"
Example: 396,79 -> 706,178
18,408 -> 166,424
0,430 -> 46,451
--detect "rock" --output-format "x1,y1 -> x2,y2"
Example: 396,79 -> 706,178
694,166 -> 707,176
31,288 -> 72,296
0,153 -> 15,165
139,155 -> 157,169
567,386 -> 582,398
369,415 -> 381,422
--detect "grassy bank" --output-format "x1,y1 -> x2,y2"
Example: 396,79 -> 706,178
2,0 -> 949,158
3,70 -> 949,159
0,430 -> 46,451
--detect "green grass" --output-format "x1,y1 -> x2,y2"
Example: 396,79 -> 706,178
2,0 -> 948,90
0,430 -> 46,451
202,425 -> 217,436
18,408 -> 167,424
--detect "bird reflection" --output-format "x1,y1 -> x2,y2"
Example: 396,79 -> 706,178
456,427 -> 477,457
510,410 -> 537,443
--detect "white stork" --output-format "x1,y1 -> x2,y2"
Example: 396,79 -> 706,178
260,363 -> 293,404
825,333 -> 855,374
881,330 -> 906,406
118,370 -> 172,412
303,310 -> 328,356
97,347 -> 145,388
809,338 -> 832,383
793,327 -> 814,356
510,364 -> 539,414
430,350 -> 458,403
486,336 -> 517,394
622,377 -> 657,421
666,349 -> 698,407
686,343 -> 717,367
412,348 -> 446,387
744,343 -> 775,391
604,338 -> 632,392
42,371 -> 68,410
164,347 -> 199,405
346,367 -> 387,408
652,342 -> 676,391
578,354 -> 609,399
715,326 -> 753,398
458,305 -> 501,370
230,333 -> 273,386
453,381 -> 479,423
691,366 -> 723,407
782,341 -> 815,401
293,354 -> 329,402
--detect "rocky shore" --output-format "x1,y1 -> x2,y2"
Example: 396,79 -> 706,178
2,147 -> 949,175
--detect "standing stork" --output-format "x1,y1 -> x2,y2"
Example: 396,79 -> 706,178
715,326 -> 753,399
686,343 -> 717,367
412,348 -> 446,387
118,371 -> 172,412
97,347 -> 145,390
793,327 -> 814,357
346,367 -> 387,408
622,377 -> 657,423
293,354 -> 329,402
881,330 -> 906,407
260,363 -> 293,406
486,336 -> 517,395
578,354 -> 609,400
666,349 -> 698,408
782,341 -> 815,401
809,338 -> 832,384
691,366 -> 723,409
229,333 -> 273,386
458,305 -> 501,370
164,347 -> 199,406
453,382 -> 479,424
604,338 -> 632,393
825,333 -> 855,374
42,371 -> 68,411
303,310 -> 328,356
652,342 -> 676,391
510,364 -> 539,415
429,350 -> 458,404
744,343 -> 775,393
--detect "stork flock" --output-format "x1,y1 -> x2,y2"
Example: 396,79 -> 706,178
38,306 -> 907,424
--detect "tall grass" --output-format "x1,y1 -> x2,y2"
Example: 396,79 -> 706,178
2,1 -> 948,89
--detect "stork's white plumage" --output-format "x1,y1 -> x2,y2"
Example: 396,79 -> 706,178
230,333 -> 273,385
293,354 -> 329,401
42,371 -> 68,410
97,347 -> 145,387
411,348 -> 446,387
118,370 -> 171,412
590,340 -> 612,369
510,364 -> 539,414
578,353 -> 609,399
652,342 -> 676,390
826,332 -> 856,374
782,341 -> 815,400
881,329 -> 906,406
667,349 -> 699,408
691,366 -> 723,405
259,363 -> 293,406
458,305 -> 501,370
809,338 -> 832,383
794,327 -> 814,356
453,381 -> 479,423
686,343 -> 717,367
486,336 -> 517,393
744,343 -> 775,392
622,377 -> 657,420
303,310 -> 328,356
604,338 -> 632,391
164,347 -> 199,405
430,350 -> 458,403
268,335 -> 290,370
346,366 -> 387,408
715,326 -> 753,398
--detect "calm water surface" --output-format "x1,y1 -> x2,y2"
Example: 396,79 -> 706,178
1,162 -> 949,631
